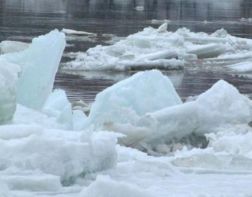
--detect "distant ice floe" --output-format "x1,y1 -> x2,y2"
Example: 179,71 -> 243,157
0,29 -> 252,197
64,23 -> 252,71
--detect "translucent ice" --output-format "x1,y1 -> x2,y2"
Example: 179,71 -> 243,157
2,30 -> 66,110
86,70 -> 182,130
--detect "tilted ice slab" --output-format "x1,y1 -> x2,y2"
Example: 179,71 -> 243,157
85,70 -> 182,131
2,30 -> 66,110
0,59 -> 20,124
64,23 -> 252,71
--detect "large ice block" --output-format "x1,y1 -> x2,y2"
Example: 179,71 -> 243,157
2,30 -> 66,110
86,70 -> 182,129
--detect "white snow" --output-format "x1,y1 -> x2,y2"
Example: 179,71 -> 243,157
64,23 -> 252,71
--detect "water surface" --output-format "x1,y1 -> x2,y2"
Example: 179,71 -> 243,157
1,0 -> 252,103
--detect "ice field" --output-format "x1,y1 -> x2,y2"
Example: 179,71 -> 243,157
0,23 -> 252,196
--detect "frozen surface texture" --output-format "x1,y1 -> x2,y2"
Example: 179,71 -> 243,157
0,59 -> 20,124
3,30 -> 66,110
64,23 -> 252,71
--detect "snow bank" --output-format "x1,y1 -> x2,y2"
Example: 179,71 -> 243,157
86,70 -> 182,130
0,59 -> 20,124
80,176 -> 154,197
2,30 -> 66,110
64,23 -> 252,71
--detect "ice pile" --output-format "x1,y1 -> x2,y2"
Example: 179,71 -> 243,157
1,29 -> 252,196
64,23 -> 252,71
0,30 -> 118,196
85,70 -> 252,148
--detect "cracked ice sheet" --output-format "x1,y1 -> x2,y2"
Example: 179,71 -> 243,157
64,23 -> 252,71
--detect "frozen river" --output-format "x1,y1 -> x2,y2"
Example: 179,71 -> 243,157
1,0 -> 252,102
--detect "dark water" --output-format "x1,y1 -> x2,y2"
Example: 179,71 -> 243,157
1,0 -> 252,103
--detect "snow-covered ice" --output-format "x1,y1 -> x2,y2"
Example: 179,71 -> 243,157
64,23 -> 252,71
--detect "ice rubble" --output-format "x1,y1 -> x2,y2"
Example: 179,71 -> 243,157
87,70 -> 252,148
0,28 -> 252,196
2,30 -> 66,110
64,23 -> 252,71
